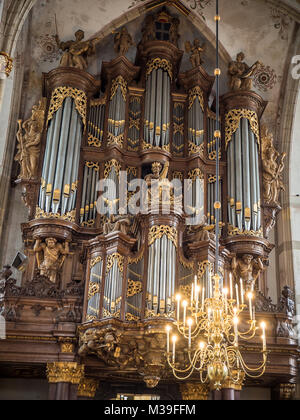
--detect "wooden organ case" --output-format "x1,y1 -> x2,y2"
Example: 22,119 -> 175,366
1,8 -> 298,400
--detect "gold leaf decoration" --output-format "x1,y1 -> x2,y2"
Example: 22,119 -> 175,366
225,109 -> 259,149
148,225 -> 178,247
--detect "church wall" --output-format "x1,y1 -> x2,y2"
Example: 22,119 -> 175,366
0,378 -> 48,400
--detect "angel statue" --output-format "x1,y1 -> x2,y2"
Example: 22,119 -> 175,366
145,161 -> 172,206
185,39 -> 205,68
114,27 -> 134,56
55,29 -> 99,70
34,237 -> 70,284
231,254 -> 264,291
15,99 -> 46,179
228,52 -> 262,91
261,126 -> 286,205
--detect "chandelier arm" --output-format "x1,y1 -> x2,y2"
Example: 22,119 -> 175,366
237,350 -> 268,374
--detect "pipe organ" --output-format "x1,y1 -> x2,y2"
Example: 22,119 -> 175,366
12,8 -> 293,395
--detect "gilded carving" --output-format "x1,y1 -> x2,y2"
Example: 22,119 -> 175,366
188,216 -> 216,242
188,168 -> 204,181
180,382 -> 209,400
15,99 -> 47,180
188,86 -> 204,111
142,141 -> 170,153
35,207 -> 76,222
88,282 -> 101,300
56,29 -> 98,70
188,141 -> 205,157
225,109 -> 259,149
148,225 -> 177,247
127,279 -> 143,298
104,159 -> 121,179
114,27 -> 134,56
0,52 -> 13,77
91,256 -> 102,268
146,58 -> 173,80
110,76 -> 128,101
78,378 -> 99,398
47,86 -> 87,128
34,238 -> 70,284
47,362 -> 84,384
106,253 -> 124,274
228,52 -> 262,91
261,126 -> 286,205
227,224 -> 263,238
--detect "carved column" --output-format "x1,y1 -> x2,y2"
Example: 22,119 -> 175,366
180,383 -> 209,400
77,378 -> 99,400
47,362 -> 84,400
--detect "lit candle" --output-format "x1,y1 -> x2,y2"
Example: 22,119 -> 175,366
166,325 -> 171,353
209,271 -> 213,297
229,272 -> 233,299
187,318 -> 193,349
183,300 -> 187,327
172,335 -> 177,364
194,275 -> 197,297
191,283 -> 194,305
223,288 -> 228,314
176,294 -> 181,323
233,316 -> 239,346
196,285 -> 200,312
240,278 -> 244,305
261,322 -> 266,351
202,287 -> 205,310
235,283 -> 240,307
248,292 -> 253,320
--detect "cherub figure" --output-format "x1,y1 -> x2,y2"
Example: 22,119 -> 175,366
185,39 -> 205,68
261,126 -> 286,205
231,254 -> 264,290
228,52 -> 262,91
114,27 -> 134,56
34,238 -> 70,284
103,214 -> 132,236
15,99 -> 46,179
56,29 -> 98,70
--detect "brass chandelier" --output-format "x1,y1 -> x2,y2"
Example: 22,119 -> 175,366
165,0 -> 268,391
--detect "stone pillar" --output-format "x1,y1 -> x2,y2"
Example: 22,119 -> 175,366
77,378 -> 99,400
47,362 -> 84,401
180,383 -> 209,400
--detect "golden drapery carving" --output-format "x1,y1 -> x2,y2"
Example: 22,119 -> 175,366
88,282 -> 101,300
78,378 -> 99,398
125,313 -> 140,322
106,253 -> 124,274
188,168 -> 204,181
107,132 -> 124,147
225,109 -> 260,149
208,175 -> 222,184
146,58 -> 173,80
188,86 -> 204,111
86,161 -> 100,171
228,224 -> 263,238
188,141 -> 204,157
47,86 -> 87,128
110,75 -> 127,101
148,225 -> 178,247
127,279 -> 143,298
91,256 -> 102,268
142,140 -> 170,153
198,260 -> 213,278
104,159 -> 121,179
35,206 -> 76,222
